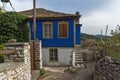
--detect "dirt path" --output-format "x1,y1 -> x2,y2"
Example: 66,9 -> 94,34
43,62 -> 95,80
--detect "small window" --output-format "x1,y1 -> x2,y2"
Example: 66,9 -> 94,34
49,49 -> 58,61
43,22 -> 52,38
58,22 -> 68,38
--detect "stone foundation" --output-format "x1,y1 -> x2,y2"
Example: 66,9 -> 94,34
95,56 -> 120,80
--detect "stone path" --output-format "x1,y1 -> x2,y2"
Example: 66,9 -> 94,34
32,70 -> 39,80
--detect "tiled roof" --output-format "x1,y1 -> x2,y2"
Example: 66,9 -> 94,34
19,8 -> 80,19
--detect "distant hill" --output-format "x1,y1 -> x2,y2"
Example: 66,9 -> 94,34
81,33 -> 109,41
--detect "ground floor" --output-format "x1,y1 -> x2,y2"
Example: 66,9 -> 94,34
42,47 -> 74,66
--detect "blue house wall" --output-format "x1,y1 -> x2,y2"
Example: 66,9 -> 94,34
76,26 -> 81,45
29,19 -> 81,47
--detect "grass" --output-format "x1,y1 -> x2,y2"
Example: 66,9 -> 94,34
39,68 -> 46,76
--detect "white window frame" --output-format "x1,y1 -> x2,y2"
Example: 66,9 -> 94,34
42,22 -> 53,38
49,48 -> 58,62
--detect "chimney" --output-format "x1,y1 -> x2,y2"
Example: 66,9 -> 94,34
75,11 -> 80,24
75,11 -> 80,15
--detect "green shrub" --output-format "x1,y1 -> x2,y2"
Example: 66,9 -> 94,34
0,44 -> 3,50
88,73 -> 94,80
0,54 -> 4,63
39,68 -> 45,76
0,44 -> 4,63
69,68 -> 77,74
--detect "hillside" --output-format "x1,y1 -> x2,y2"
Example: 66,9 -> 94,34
81,33 -> 110,41
81,33 -> 100,41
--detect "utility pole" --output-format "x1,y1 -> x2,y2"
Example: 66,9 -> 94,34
105,25 -> 108,36
33,0 -> 36,41
101,30 -> 103,36
31,0 -> 36,70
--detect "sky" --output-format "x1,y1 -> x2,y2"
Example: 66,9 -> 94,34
0,0 -> 120,35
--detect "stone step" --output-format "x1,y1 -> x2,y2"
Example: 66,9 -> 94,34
75,58 -> 83,60
75,58 -> 83,61
75,51 -> 82,54
75,51 -> 81,53
75,56 -> 82,58
75,56 -> 83,58
75,60 -> 83,63
75,52 -> 82,53
75,59 -> 83,61
75,54 -> 82,56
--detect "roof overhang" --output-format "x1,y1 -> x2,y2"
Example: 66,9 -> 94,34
27,16 -> 80,20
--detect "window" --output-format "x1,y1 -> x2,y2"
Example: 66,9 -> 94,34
49,49 -> 58,61
58,22 -> 68,38
43,22 -> 52,38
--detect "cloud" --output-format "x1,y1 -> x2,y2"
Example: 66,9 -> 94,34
1,0 -> 119,35
81,0 -> 120,35
4,0 -> 33,11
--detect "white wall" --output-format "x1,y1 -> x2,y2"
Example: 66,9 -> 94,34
42,48 -> 73,66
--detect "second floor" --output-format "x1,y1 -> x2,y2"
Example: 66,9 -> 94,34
19,8 -> 81,47
29,19 -> 81,47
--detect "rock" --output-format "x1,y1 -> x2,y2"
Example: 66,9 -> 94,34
105,56 -> 114,63
95,56 -> 120,80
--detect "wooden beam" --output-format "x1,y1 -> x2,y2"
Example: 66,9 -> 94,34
0,50 -> 15,55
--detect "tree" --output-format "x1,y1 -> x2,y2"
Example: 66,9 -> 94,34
110,25 -> 120,45
96,25 -> 120,60
0,12 -> 28,44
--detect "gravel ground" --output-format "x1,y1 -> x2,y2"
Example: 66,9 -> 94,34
40,62 -> 95,80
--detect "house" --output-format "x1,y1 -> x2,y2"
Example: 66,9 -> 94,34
20,8 -> 82,67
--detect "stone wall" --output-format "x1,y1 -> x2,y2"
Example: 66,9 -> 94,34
0,43 -> 31,80
35,41 -> 42,69
95,56 -> 120,80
